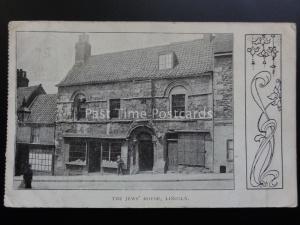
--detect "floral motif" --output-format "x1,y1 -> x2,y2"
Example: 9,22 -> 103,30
247,46 -> 259,65
267,79 -> 281,111
267,46 -> 279,73
250,71 -> 280,188
247,34 -> 279,73
253,34 -> 271,46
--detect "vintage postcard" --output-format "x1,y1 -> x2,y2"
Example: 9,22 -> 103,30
5,22 -> 297,207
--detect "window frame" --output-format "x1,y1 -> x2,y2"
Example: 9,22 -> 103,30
169,86 -> 187,118
171,94 -> 186,117
226,139 -> 234,162
73,94 -> 87,121
30,127 -> 40,143
109,99 -> 121,119
29,149 -> 53,172
159,53 -> 174,70
68,139 -> 87,165
102,142 -> 122,162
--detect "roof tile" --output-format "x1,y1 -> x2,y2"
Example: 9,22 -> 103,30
28,94 -> 57,123
58,38 -> 214,86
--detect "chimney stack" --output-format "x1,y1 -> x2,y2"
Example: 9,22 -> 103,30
17,69 -> 29,88
203,33 -> 215,42
75,33 -> 91,65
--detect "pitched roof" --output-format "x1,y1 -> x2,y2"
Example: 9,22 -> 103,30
213,33 -> 233,54
28,94 -> 57,123
57,38 -> 214,87
17,85 -> 45,109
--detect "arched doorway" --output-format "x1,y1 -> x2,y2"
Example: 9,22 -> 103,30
137,132 -> 154,171
128,125 -> 155,173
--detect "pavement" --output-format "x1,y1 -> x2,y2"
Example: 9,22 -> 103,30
13,173 -> 234,190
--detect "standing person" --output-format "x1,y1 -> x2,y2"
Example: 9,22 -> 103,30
116,155 -> 124,175
23,164 -> 33,189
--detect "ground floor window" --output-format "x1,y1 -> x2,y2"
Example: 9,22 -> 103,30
227,139 -> 234,162
29,149 -> 53,172
102,142 -> 121,162
69,140 -> 87,164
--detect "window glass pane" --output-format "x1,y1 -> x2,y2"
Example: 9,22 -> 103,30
159,54 -> 173,70
31,127 -> 40,143
102,142 -> 109,161
172,94 -> 185,117
28,150 -> 52,172
227,140 -> 234,161
228,149 -> 234,161
74,94 -> 86,120
110,99 -> 120,119
69,140 -> 86,163
110,143 -> 121,162
228,140 -> 233,149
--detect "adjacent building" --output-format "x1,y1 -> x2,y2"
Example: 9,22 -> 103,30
54,34 -> 233,175
15,69 -> 57,175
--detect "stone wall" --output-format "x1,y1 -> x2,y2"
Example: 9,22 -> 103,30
57,75 -> 213,123
16,123 -> 55,145
213,55 -> 233,121
213,54 -> 233,173
55,75 -> 215,175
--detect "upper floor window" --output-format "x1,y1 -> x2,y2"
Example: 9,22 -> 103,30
159,53 -> 174,70
169,86 -> 187,118
172,94 -> 185,117
110,99 -> 120,119
74,94 -> 86,120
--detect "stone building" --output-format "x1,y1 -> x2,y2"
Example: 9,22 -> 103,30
15,70 -> 57,175
54,34 -> 233,175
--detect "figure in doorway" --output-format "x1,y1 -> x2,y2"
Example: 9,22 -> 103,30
116,155 -> 124,175
23,164 -> 33,189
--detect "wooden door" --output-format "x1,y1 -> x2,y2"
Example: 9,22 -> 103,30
178,133 -> 205,166
138,140 -> 153,171
15,144 -> 29,175
167,141 -> 178,171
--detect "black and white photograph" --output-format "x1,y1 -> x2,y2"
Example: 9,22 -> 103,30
14,31 -> 233,190
4,22 -> 297,208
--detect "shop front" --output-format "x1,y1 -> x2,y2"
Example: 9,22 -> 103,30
61,126 -> 213,175
63,134 -> 128,175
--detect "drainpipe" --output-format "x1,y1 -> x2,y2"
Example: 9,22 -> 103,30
150,79 -> 154,120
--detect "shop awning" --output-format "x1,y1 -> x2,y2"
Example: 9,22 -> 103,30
62,132 -> 127,140
16,142 -> 54,147
170,129 -> 211,133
